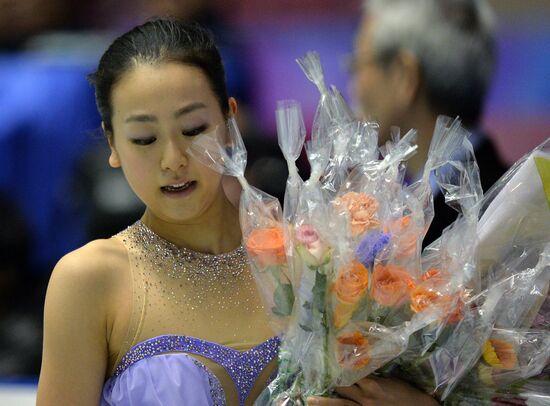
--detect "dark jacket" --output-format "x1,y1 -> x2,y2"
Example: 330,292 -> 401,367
424,134 -> 509,246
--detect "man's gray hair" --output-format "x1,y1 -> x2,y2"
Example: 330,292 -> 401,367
364,0 -> 496,126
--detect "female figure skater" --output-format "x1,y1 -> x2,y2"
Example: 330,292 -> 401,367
37,18 -> 437,406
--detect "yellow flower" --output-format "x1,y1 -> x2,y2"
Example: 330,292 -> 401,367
482,340 -> 502,368
482,338 -> 518,369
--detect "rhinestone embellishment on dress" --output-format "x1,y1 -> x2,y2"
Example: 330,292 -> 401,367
113,335 -> 280,406
131,220 -> 249,281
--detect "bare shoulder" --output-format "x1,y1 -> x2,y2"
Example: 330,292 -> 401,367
51,238 -> 129,294
55,237 -> 127,277
37,237 -> 131,405
44,237 -> 131,343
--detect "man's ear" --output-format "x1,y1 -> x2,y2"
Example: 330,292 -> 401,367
228,97 -> 238,116
102,122 -> 121,168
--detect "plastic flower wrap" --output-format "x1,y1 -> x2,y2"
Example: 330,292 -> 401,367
440,140 -> 550,403
386,137 -> 550,401
477,138 -> 550,277
256,53 -> 478,405
296,51 -> 365,196
258,118 -> 336,405
445,375 -> 550,406
475,328 -> 549,387
328,117 -> 470,341
276,99 -> 307,290
382,124 -> 490,399
276,99 -> 306,225
187,118 -> 294,333
256,54 -> 364,405
225,47 -> 550,404
445,246 -> 550,404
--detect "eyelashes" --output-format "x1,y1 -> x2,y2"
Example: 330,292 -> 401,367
131,137 -> 156,146
130,124 -> 209,146
181,124 -> 208,137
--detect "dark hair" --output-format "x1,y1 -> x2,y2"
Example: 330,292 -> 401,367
88,18 -> 229,134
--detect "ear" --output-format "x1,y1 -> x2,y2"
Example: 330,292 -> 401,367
108,147 -> 121,168
103,122 -> 121,168
228,97 -> 238,117
393,50 -> 421,109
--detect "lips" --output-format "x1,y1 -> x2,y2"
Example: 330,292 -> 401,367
161,180 -> 197,195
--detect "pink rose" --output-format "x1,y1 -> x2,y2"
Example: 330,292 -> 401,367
295,224 -> 320,248
295,224 -> 331,266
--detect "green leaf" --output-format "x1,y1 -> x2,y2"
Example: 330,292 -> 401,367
272,283 -> 295,317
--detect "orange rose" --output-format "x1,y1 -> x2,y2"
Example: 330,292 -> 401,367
410,287 -> 444,313
332,260 -> 369,328
333,260 -> 370,303
334,192 -> 380,237
337,331 -> 367,346
371,264 -> 415,307
386,215 -> 421,259
246,227 -> 286,267
421,268 -> 441,281
410,284 -> 464,324
336,331 -> 370,370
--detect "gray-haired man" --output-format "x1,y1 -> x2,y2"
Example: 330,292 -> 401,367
351,0 -> 508,243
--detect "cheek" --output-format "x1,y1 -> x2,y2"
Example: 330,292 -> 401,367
355,83 -> 376,120
120,154 -> 157,189
127,157 -> 153,177
199,166 -> 223,190
356,73 -> 374,105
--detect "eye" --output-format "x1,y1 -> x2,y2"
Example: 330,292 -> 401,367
182,124 -> 208,137
131,137 -> 156,146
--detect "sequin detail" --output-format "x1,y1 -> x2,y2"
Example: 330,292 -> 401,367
131,220 -> 248,280
114,335 -> 281,406
114,220 -> 265,343
188,356 -> 226,406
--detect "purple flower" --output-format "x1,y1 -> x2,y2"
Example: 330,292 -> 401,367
355,230 -> 390,268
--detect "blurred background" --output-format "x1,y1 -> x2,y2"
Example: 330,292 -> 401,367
0,0 -> 549,402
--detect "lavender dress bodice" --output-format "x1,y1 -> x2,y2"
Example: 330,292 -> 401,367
101,335 -> 280,406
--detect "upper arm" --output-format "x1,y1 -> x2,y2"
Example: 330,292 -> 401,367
37,243 -> 113,406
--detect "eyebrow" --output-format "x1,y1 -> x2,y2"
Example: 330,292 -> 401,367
124,102 -> 207,123
174,102 -> 207,118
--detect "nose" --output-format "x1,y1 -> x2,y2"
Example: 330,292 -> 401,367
160,138 -> 188,172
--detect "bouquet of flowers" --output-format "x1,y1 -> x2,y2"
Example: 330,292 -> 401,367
447,284 -> 550,405
264,52 -> 550,404
385,140 -> 550,401
189,50 -> 550,405
439,140 -> 550,404
253,52 -> 485,405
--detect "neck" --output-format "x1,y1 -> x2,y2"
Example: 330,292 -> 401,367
141,193 -> 241,255
401,110 -> 439,179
